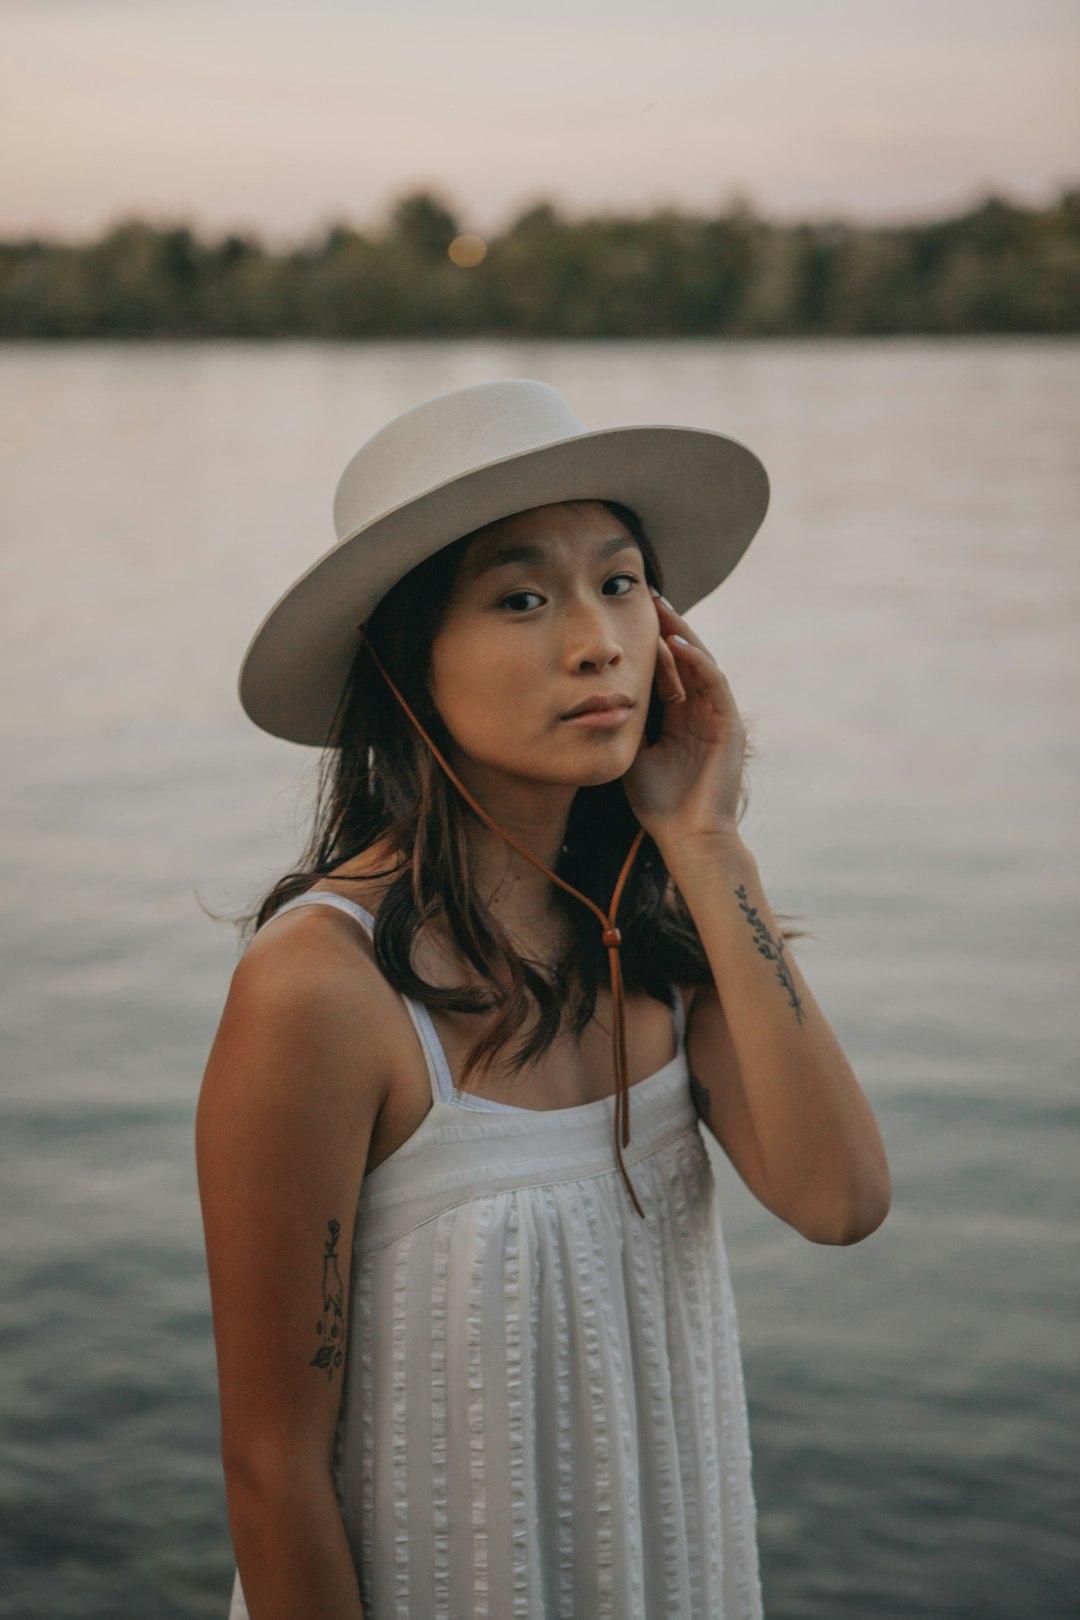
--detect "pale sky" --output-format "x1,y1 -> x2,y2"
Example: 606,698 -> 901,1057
2,0 -> 1077,245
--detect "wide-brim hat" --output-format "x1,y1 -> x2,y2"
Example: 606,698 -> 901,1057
238,377 -> 770,747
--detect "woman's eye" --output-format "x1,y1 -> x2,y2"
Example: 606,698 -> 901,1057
499,590 -> 544,613
498,574 -> 639,613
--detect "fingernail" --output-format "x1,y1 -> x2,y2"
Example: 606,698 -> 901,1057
660,595 -> 675,610
649,584 -> 660,597
672,634 -> 689,646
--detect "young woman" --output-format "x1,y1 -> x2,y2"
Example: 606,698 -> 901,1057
197,379 -> 891,1620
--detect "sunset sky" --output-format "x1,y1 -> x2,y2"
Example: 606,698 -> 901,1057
3,0 -> 1076,245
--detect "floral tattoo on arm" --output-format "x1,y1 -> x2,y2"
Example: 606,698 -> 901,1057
309,1218 -> 346,1381
735,884 -> 805,1024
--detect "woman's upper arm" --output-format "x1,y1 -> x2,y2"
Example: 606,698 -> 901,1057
195,916 -> 392,1493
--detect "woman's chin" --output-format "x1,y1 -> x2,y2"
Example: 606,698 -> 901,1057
561,751 -> 638,789
556,732 -> 641,782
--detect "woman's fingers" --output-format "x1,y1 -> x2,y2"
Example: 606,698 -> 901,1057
667,634 -> 728,703
656,633 -> 686,702
650,588 -> 711,658
650,587 -> 729,704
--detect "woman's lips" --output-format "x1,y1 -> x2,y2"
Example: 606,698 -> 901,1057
559,705 -> 633,730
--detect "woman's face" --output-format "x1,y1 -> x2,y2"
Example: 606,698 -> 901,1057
428,500 -> 659,789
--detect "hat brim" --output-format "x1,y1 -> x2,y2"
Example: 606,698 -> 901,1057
238,422 -> 769,747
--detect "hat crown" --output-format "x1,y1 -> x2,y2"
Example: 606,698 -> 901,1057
333,379 -> 585,542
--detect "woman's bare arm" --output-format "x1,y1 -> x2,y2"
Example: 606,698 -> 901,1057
668,833 -> 891,1246
196,911 -> 393,1620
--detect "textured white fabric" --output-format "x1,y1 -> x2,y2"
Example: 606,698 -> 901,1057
226,892 -> 763,1619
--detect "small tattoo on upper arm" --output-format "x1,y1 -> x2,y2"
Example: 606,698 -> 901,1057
735,884 -> 805,1024
688,1066 -> 712,1125
309,1218 -> 346,1381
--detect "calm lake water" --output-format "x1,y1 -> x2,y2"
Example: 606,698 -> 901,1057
1,338 -> 1077,1618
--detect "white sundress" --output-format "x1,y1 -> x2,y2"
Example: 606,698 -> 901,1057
226,890 -> 763,1619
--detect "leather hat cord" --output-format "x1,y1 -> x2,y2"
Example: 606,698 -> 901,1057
357,626 -> 648,1218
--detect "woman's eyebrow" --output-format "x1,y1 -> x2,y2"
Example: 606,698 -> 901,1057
472,534 -> 641,578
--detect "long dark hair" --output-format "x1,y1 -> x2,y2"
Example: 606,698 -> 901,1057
228,499 -> 808,1097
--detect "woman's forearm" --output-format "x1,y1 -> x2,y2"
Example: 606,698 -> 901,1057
226,1467 -> 366,1620
664,829 -> 891,1242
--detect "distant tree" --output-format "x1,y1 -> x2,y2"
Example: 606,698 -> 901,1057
506,200 -> 563,236
215,233 -> 259,269
387,189 -> 461,263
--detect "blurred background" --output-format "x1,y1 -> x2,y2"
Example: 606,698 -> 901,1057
1,2 -> 1077,1617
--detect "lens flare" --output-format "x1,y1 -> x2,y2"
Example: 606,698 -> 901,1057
448,233 -> 488,267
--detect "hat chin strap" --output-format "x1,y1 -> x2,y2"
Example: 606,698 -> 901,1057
357,626 -> 647,1219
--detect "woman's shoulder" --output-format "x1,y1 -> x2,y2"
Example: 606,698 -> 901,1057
205,913 -> 398,1153
236,845 -> 402,1010
234,904 -> 380,1038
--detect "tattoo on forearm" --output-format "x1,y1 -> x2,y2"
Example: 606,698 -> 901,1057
735,884 -> 805,1024
688,1066 -> 712,1125
309,1218 -> 346,1381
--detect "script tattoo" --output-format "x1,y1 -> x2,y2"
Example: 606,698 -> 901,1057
735,883 -> 805,1024
309,1219 -> 346,1381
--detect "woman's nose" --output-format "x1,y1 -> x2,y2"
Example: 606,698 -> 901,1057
568,615 -> 622,671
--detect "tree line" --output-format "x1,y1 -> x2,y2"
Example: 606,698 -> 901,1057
1,186 -> 1076,339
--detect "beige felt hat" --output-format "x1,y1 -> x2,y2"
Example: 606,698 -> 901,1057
238,377 -> 770,747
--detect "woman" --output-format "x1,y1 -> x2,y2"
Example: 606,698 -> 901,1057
197,378 -> 891,1620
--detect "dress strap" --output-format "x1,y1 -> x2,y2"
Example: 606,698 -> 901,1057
672,984 -> 687,1052
260,892 -> 449,1110
271,891 -> 376,931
